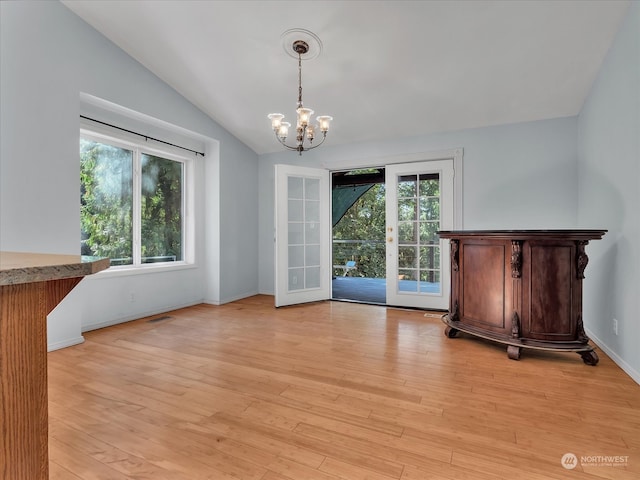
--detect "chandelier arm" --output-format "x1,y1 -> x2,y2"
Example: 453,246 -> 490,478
273,131 -> 300,151
273,130 -> 328,153
301,132 -> 328,151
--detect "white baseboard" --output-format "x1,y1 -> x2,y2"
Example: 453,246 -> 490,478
586,327 -> 640,385
204,290 -> 259,306
48,336 -> 85,352
81,301 -> 202,333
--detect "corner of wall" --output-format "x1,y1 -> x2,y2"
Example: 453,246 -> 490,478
576,3 -> 639,385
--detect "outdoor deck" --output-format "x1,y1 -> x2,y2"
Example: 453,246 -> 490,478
332,276 -> 440,305
332,276 -> 387,304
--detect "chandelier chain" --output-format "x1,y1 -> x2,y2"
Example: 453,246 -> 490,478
298,53 -> 303,109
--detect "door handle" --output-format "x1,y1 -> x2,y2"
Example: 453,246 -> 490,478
387,236 -> 394,243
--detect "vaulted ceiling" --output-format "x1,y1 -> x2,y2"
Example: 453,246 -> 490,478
62,0 -> 631,155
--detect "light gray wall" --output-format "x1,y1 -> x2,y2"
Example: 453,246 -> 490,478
219,143 -> 260,303
258,117 -> 579,294
577,3 -> 639,383
0,1 -> 259,349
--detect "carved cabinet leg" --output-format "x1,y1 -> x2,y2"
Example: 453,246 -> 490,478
507,345 -> 521,360
444,326 -> 459,338
579,350 -> 599,366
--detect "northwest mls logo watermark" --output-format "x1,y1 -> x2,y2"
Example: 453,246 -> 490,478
561,453 -> 578,470
561,453 -> 630,469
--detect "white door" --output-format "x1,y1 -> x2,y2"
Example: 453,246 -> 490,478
275,164 -> 331,307
385,160 -> 454,309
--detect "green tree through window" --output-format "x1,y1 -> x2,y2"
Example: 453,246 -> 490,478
141,154 -> 183,263
80,139 -> 134,264
333,183 -> 386,278
80,135 -> 184,266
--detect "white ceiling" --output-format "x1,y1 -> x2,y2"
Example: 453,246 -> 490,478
62,0 -> 630,155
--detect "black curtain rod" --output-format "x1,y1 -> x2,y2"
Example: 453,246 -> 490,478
80,115 -> 205,157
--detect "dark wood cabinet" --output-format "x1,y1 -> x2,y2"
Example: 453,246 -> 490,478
438,230 -> 606,364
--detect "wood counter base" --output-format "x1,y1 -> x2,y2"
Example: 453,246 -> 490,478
438,230 -> 606,366
1,279 -> 82,479
0,252 -> 109,480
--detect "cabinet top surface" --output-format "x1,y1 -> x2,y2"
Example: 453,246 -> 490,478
438,229 -> 607,240
0,251 -> 110,286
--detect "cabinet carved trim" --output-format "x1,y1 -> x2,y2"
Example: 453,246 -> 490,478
451,299 -> 460,322
438,230 -> 606,364
450,239 -> 459,272
511,311 -> 520,339
576,240 -> 589,279
511,241 -> 523,278
576,314 -> 589,344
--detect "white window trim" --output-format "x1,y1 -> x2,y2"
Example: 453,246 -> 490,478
80,128 -> 195,274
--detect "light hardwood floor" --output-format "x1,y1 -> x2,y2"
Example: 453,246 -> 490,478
48,295 -> 639,479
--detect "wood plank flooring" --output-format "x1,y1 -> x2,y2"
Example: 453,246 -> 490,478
47,295 -> 640,479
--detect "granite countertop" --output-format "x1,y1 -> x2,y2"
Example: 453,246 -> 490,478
0,251 -> 110,286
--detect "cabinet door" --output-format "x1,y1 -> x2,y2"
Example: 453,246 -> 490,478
459,239 -> 512,335
520,240 -> 580,341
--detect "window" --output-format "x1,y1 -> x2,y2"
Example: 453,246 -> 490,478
80,131 -> 190,268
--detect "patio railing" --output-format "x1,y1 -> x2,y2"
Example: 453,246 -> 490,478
333,239 -> 385,278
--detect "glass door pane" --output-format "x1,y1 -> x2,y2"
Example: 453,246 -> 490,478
396,174 -> 441,294
287,177 -> 321,290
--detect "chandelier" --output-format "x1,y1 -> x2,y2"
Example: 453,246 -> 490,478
268,32 -> 332,155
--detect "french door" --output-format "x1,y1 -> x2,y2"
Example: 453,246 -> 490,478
385,160 -> 454,309
274,164 -> 331,307
275,158 -> 455,309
